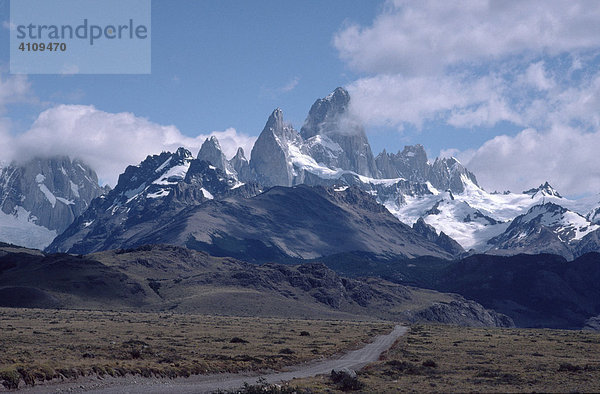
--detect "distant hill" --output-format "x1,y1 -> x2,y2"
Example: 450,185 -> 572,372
316,251 -> 600,329
0,243 -> 511,327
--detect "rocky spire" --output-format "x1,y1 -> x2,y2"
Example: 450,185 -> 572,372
300,87 -> 379,178
250,108 -> 301,187
229,147 -> 253,182
429,157 -> 479,194
197,136 -> 231,174
376,144 -> 430,180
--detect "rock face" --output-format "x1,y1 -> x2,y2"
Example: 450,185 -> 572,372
300,87 -> 379,178
197,136 -> 232,174
376,145 -> 430,181
588,205 -> 600,225
407,299 -> 515,328
0,157 -> 102,248
412,217 -> 464,256
429,157 -> 479,194
375,145 -> 479,194
250,108 -> 301,187
229,147 -> 253,182
584,315 -> 600,331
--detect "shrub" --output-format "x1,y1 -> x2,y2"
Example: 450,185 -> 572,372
16,366 -> 35,386
422,359 -> 437,368
558,363 -> 582,372
0,368 -> 21,389
232,377 -> 308,393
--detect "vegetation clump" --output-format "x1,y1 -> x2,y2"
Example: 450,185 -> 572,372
330,367 -> 363,391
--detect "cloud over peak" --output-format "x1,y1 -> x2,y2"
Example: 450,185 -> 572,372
2,105 -> 256,186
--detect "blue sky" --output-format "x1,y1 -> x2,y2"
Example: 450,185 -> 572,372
2,1 -> 600,196
1,0 -> 380,144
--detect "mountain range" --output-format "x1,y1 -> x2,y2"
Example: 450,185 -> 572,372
30,87 -> 600,260
2,87 -> 600,329
1,88 -> 599,259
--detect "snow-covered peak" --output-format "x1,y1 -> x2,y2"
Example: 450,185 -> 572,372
507,202 -> 598,242
523,181 -> 562,199
588,203 -> 600,224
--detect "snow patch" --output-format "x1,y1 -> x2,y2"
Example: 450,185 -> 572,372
155,157 -> 172,173
201,188 -> 214,200
56,197 -> 75,205
70,181 -> 80,198
147,189 -> 171,199
38,184 -> 56,208
153,163 -> 191,185
0,206 -> 57,249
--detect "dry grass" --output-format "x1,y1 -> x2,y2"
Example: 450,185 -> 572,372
294,324 -> 600,393
0,307 -> 392,389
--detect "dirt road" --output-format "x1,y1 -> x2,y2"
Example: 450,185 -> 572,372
24,325 -> 408,393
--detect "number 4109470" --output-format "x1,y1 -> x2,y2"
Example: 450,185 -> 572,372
18,42 -> 66,51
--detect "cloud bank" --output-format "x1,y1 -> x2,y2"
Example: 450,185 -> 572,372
2,104 -> 256,186
335,0 -> 600,196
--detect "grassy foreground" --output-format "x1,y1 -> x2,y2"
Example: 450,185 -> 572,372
0,307 -> 392,390
294,324 -> 600,393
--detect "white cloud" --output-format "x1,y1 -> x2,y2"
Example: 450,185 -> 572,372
522,61 -> 554,91
259,76 -> 300,98
281,77 -> 299,92
335,1 -> 600,195
2,105 -> 256,186
334,0 -> 600,76
346,72 -> 521,130
464,126 -> 600,196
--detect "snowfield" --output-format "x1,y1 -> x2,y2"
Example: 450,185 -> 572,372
0,207 -> 57,249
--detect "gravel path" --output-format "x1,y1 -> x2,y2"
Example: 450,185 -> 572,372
22,325 -> 408,394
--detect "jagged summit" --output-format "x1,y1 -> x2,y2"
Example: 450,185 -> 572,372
376,144 -> 429,181
229,147 -> 252,182
523,181 -> 562,199
487,201 -> 599,259
301,87 -> 350,139
233,147 -> 246,161
197,136 -> 231,174
375,144 -> 478,194
300,88 -> 379,178
47,147 -> 262,254
0,156 -> 103,249
249,108 -> 301,187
